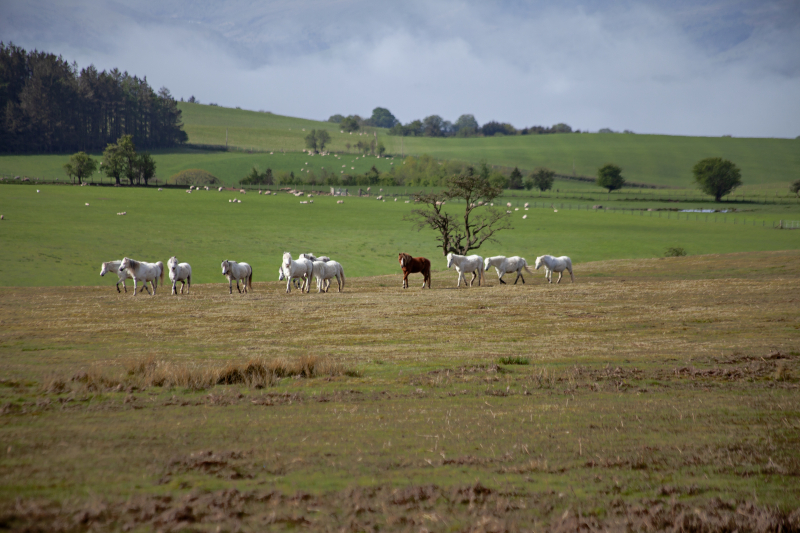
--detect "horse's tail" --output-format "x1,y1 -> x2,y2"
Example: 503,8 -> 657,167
480,262 -> 486,286
248,266 -> 254,291
523,264 -> 536,274
157,262 -> 164,286
339,264 -> 346,290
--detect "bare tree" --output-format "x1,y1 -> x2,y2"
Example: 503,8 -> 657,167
406,167 -> 511,257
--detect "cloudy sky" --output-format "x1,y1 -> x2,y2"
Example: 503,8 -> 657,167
2,0 -> 799,137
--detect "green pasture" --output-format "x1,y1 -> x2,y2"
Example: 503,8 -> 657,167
1,184 -> 798,287
2,102 -> 799,192
0,149 -> 398,187
180,102 -> 800,188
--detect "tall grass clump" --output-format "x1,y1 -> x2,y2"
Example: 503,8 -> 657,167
497,356 -> 530,365
122,354 -> 353,390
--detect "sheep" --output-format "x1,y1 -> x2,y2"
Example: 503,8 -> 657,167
522,214 -> 527,219
219,187 -> 223,192
524,202 -> 530,208
506,202 -> 512,207
337,200 -> 344,204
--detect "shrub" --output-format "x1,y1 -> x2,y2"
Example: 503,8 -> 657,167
665,247 -> 687,257
168,169 -> 220,186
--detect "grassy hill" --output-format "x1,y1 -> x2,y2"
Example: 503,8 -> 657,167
179,103 -> 800,187
0,102 -> 798,189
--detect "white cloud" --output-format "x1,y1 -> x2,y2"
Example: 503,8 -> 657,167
2,0 -> 798,137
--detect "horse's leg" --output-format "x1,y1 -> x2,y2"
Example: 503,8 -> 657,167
498,270 -> 506,284
229,279 -> 233,294
172,280 -> 177,295
122,280 -> 127,293
403,271 -> 408,289
513,269 -> 522,284
557,271 -> 563,284
116,281 -> 121,293
470,271 -> 477,287
569,268 -> 574,283
286,277 -> 292,294
236,280 -> 241,293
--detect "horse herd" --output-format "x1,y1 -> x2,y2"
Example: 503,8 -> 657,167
99,252 -> 573,296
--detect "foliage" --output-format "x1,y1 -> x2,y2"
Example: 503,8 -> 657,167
454,114 -> 479,137
597,163 -> 626,192
422,115 -> 446,137
304,129 -> 331,153
791,179 -> 800,197
167,169 -> 220,186
482,121 -> 517,137
528,167 -> 555,191
327,114 -> 344,123
100,135 -> 156,186
63,152 -> 97,185
316,130 -> 331,152
134,152 -> 156,186
0,42 -> 186,153
340,116 -> 360,133
508,167 -> 524,190
407,165 -> 510,256
520,123 -> 575,135
665,247 -> 687,257
304,130 -> 318,152
692,157 -> 742,202
239,166 -> 273,186
366,107 -> 399,129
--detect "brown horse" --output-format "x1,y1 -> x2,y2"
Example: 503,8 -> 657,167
398,253 -> 431,289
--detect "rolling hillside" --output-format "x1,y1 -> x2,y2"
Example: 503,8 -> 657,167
178,103 -> 800,187
1,102 -> 798,188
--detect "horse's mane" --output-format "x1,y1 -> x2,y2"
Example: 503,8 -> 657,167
126,258 -> 140,269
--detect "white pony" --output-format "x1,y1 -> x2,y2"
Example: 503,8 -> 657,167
280,252 -> 313,293
167,257 -> 192,295
300,253 -> 332,290
311,260 -> 345,293
278,268 -> 305,290
119,257 -> 164,296
221,260 -> 253,294
484,256 -> 535,285
100,260 -> 133,293
446,253 -> 486,287
535,255 -> 574,283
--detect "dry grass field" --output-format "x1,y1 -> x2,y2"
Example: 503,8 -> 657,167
1,250 -> 799,532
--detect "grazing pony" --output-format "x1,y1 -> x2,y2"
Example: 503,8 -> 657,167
100,260 -> 133,293
311,260 -> 345,293
119,257 -> 164,296
535,255 -> 574,283
484,256 -> 535,285
398,253 -> 431,289
167,257 -> 192,295
281,252 -> 313,293
446,253 -> 485,288
221,260 -> 253,294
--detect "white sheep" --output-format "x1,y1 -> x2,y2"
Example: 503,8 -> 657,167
337,200 -> 344,204
219,187 -> 223,191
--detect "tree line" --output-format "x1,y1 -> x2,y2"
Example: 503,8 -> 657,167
328,107 -> 579,138
0,42 -> 187,154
